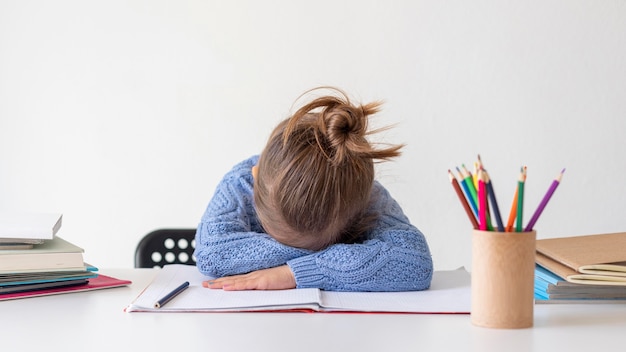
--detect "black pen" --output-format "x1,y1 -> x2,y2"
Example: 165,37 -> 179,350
154,281 -> 190,308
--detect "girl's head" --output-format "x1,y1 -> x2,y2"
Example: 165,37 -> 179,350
254,87 -> 403,251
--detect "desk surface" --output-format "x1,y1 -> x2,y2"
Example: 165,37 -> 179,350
2,268 -> 625,352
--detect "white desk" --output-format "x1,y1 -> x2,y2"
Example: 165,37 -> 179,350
2,268 -> 625,352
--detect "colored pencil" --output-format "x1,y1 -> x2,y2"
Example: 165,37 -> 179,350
524,168 -> 565,231
473,162 -> 479,191
484,170 -> 505,232
476,156 -> 495,231
456,167 -> 478,217
476,154 -> 484,170
154,281 -> 189,308
515,166 -> 526,232
478,169 -> 488,231
505,186 -> 518,232
460,164 -> 479,211
448,170 -> 479,229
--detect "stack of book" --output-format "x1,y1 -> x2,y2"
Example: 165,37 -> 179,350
0,212 -> 63,249
534,232 -> 626,303
0,212 -> 130,299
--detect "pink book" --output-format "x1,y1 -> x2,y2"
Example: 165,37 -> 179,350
0,274 -> 132,301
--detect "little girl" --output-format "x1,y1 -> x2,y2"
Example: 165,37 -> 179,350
194,87 -> 433,292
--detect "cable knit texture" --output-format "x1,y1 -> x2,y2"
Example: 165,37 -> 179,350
194,155 -> 433,292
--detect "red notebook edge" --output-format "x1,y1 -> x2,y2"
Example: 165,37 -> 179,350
0,274 -> 132,301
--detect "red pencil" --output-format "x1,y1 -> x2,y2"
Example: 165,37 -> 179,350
478,169 -> 488,231
448,169 -> 479,229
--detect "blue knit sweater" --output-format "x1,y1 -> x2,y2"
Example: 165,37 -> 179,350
194,155 -> 433,292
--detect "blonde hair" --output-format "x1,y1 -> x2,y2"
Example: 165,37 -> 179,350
254,87 -> 403,250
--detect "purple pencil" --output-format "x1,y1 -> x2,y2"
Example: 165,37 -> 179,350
524,168 -> 565,231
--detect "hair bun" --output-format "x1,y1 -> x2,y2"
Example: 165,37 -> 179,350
284,87 -> 402,166
323,102 -> 371,164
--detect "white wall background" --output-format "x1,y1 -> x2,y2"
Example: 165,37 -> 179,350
1,0 -> 625,270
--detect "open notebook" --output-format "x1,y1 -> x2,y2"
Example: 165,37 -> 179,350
125,264 -> 471,313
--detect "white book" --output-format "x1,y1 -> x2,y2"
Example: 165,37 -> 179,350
126,264 -> 471,314
0,236 -> 85,273
0,213 -> 62,241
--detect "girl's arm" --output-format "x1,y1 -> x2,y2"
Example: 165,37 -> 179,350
287,182 -> 433,292
194,157 -> 310,278
196,158 -> 432,292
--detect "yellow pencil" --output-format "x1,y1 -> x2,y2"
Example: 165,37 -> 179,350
473,162 -> 479,191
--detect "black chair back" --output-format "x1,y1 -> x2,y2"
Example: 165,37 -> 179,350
135,228 -> 197,268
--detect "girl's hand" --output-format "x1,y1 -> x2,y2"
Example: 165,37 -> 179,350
202,265 -> 296,291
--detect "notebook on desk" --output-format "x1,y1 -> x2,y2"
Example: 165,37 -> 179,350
125,264 -> 471,314
0,273 -> 132,301
536,232 -> 626,286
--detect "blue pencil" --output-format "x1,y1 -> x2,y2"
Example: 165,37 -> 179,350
484,170 -> 505,232
456,167 -> 478,217
154,281 -> 190,308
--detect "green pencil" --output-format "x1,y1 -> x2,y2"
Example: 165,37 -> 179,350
461,164 -> 478,210
515,166 -> 526,232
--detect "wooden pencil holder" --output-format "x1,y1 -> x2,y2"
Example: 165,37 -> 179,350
471,229 -> 536,329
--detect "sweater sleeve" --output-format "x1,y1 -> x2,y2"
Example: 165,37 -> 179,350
286,182 -> 433,292
194,156 -> 311,278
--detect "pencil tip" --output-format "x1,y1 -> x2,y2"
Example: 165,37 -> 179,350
561,168 -> 566,173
